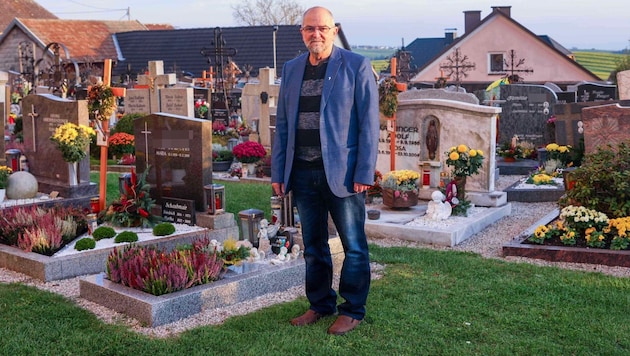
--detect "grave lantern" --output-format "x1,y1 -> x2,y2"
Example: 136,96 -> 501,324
238,208 -> 264,247
227,138 -> 239,151
5,149 -> 21,172
204,183 -> 225,214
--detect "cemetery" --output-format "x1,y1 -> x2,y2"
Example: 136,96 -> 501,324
1,10 -> 630,349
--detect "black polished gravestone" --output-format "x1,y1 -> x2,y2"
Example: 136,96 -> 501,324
134,113 -> 213,212
568,82 -> 617,102
498,84 -> 557,147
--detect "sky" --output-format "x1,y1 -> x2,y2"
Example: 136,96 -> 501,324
35,0 -> 630,51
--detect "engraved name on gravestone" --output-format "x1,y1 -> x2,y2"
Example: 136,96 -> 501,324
498,84 -> 556,147
567,82 -> 617,102
159,87 -> 194,117
21,94 -> 91,185
134,113 -> 213,211
124,89 -> 150,115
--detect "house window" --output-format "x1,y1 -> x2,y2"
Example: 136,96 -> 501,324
489,53 -> 505,73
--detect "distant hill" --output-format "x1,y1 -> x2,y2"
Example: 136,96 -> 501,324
573,51 -> 626,80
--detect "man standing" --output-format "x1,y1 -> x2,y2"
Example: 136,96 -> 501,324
271,6 -> 379,335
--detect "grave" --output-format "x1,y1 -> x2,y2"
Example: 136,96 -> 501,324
135,60 -> 177,114
498,84 -> 557,147
581,102 -> 630,154
20,94 -> 97,199
134,113 -> 213,212
379,88 -> 505,207
123,89 -> 150,115
552,102 -> 605,148
160,87 -> 194,117
567,81 -> 617,103
79,259 -> 305,327
617,70 -> 630,100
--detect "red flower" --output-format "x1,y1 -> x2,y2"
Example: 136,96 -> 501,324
232,141 -> 266,163
138,208 -> 149,218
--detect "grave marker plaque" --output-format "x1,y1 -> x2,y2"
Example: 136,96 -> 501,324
498,84 -> 556,146
124,89 -> 150,115
568,82 -> 617,102
134,113 -> 213,211
162,197 -> 196,225
160,87 -> 194,117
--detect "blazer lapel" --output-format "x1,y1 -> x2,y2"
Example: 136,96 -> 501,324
320,47 -> 342,111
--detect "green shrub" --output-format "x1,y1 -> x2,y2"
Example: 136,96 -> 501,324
561,140 -> 630,217
114,231 -> 139,243
92,226 -> 116,241
213,149 -> 234,162
153,222 -> 176,236
111,113 -> 144,135
75,238 -> 96,251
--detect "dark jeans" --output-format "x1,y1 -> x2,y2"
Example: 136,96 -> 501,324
290,168 -> 370,320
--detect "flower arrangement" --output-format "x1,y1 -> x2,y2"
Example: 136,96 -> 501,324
367,170 -> 383,198
545,143 -> 571,167
219,237 -> 251,266
379,77 -> 398,118
195,99 -> 210,119
0,165 -> 12,189
527,205 -> 630,249
212,121 -> 227,135
87,83 -> 117,121
232,141 -> 266,163
237,119 -> 252,136
382,170 -> 420,193
212,149 -> 234,162
526,172 -> 556,185
445,144 -> 484,178
50,122 -> 96,163
108,132 -> 135,156
102,168 -> 160,228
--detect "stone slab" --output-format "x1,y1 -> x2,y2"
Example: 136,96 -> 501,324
79,259 -> 305,327
0,228 -> 221,282
502,209 -> 630,267
497,158 -> 538,175
365,203 -> 512,247
504,180 -> 565,202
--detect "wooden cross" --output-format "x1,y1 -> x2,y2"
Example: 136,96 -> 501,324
194,67 -> 215,88
439,47 -> 476,89
242,67 -> 279,147
387,58 -> 407,171
503,49 -> 533,83
137,61 -> 177,113
434,69 -> 450,89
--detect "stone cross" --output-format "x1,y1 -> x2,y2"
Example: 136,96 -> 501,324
242,67 -> 279,147
137,61 -> 177,113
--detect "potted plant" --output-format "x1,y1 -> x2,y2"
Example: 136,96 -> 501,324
497,140 -> 521,162
102,168 -> 160,228
232,141 -> 266,176
212,149 -> 234,172
444,144 -> 485,215
108,132 -> 135,163
381,169 -> 420,209
0,165 -> 12,202
50,122 -> 96,186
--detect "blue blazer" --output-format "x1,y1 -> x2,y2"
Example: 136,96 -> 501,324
271,46 -> 379,198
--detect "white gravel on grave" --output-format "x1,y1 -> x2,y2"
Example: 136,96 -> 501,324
53,224 -> 207,257
510,177 -> 564,190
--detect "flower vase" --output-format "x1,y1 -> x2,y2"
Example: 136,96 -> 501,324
454,176 -> 467,201
68,162 -> 78,186
247,163 -> 257,176
382,188 -> 418,209
0,188 -> 5,203
503,156 -> 516,162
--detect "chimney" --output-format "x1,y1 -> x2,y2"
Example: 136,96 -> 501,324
444,28 -> 457,44
464,10 -> 481,34
491,6 -> 512,17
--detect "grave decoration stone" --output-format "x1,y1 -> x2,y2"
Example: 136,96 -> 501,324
134,112 -> 213,212
160,87 -> 194,117
498,84 -> 557,147
21,93 -> 97,198
581,103 -> 630,154
567,82 -> 617,102
376,88 -> 502,207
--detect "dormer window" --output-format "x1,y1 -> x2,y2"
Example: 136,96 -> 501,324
489,52 -> 505,74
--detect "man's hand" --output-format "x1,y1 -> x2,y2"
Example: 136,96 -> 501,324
353,182 -> 370,194
272,182 -> 285,197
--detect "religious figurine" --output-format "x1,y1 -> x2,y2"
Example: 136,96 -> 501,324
426,119 -> 438,160
426,191 -> 452,220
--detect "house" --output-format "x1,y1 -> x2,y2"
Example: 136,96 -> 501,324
0,0 -> 56,34
111,24 -> 351,81
405,6 -> 600,92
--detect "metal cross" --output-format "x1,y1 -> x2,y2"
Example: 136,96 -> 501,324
27,105 -> 38,151
439,47 -> 476,89
141,121 -> 151,166
503,49 -> 533,83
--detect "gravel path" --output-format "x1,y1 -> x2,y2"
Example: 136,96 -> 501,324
1,174 -> 628,338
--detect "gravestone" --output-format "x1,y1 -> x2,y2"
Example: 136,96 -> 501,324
498,84 -> 557,146
136,60 -> 177,114
242,67 -> 279,147
581,103 -> 630,154
160,87 -> 194,117
377,88 -> 503,206
124,89 -> 150,115
134,113 -> 213,212
21,94 -> 97,198
552,102 -> 606,148
210,92 -> 230,123
567,82 -> 617,102
617,70 -> 630,100
193,87 -> 211,119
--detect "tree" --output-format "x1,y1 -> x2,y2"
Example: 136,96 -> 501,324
232,0 -> 304,26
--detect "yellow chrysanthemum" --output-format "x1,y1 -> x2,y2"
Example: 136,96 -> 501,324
449,151 -> 459,160
457,144 -> 468,153
469,149 -> 477,157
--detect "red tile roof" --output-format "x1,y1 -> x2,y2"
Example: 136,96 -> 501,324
0,0 -> 56,33
17,18 -> 148,60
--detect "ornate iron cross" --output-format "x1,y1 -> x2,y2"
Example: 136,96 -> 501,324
439,47 -> 476,88
503,49 -> 533,82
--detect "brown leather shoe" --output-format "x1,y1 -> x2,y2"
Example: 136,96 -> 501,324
327,315 -> 362,335
290,309 -> 325,326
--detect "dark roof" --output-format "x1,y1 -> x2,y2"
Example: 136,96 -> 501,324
404,35 -> 455,71
113,25 -> 333,78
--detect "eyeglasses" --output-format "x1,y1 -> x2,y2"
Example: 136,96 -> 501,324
300,26 -> 334,34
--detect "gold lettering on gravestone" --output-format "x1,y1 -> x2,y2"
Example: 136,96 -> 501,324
378,125 -> 421,157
